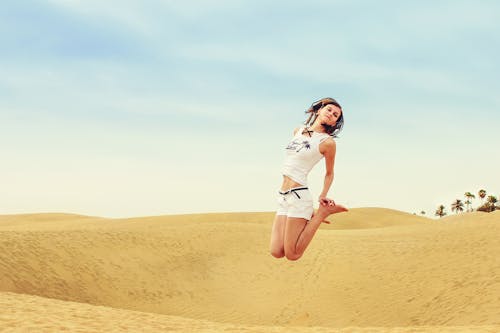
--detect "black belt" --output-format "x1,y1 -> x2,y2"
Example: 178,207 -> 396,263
279,186 -> 308,199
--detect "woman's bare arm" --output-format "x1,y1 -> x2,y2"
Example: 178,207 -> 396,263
318,138 -> 336,205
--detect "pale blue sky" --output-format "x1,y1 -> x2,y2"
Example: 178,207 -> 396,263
1,1 -> 499,218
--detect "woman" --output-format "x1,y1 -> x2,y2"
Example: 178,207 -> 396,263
269,97 -> 348,261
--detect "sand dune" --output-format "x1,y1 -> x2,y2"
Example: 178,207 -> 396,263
1,292 -> 498,333
1,209 -> 499,332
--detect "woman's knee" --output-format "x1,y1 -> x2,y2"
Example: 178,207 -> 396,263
270,248 -> 285,258
285,251 -> 302,261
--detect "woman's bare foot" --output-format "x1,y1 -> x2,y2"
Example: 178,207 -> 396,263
310,211 -> 330,224
317,202 -> 348,221
325,203 -> 348,214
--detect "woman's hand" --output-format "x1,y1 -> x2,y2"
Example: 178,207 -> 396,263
319,197 -> 336,207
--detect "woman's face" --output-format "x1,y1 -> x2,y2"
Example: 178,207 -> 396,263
318,104 -> 342,126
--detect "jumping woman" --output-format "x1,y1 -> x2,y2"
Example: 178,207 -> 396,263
269,97 -> 348,261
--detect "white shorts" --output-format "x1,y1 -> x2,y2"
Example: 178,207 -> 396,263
276,186 -> 313,220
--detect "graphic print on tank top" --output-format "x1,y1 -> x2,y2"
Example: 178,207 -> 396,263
286,139 -> 311,152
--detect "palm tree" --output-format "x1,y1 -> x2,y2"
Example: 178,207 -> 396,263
486,195 -> 498,212
478,189 -> 487,205
435,205 -> 447,218
464,199 -> 472,212
464,192 -> 475,212
451,199 -> 464,214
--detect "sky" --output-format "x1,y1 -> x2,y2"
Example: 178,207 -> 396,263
1,0 -> 499,218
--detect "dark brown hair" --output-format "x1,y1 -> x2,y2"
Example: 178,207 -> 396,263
304,97 -> 344,137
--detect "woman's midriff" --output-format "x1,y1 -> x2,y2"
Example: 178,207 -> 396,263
281,175 -> 304,192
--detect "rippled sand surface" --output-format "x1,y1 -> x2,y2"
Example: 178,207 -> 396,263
1,209 -> 499,332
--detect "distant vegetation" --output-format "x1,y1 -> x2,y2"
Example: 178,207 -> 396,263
433,189 -> 499,218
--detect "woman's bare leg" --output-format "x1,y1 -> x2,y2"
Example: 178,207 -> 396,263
284,204 -> 348,261
269,214 -> 287,258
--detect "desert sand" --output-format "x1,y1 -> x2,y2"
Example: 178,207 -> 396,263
1,208 -> 499,332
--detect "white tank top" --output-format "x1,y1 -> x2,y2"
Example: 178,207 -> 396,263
281,127 -> 331,185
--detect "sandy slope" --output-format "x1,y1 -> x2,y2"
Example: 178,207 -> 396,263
1,292 -> 498,333
1,209 -> 499,332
